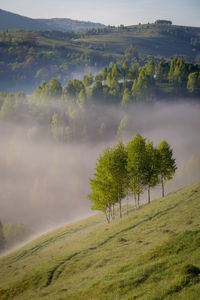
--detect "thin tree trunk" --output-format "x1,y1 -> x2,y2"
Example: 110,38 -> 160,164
119,200 -> 122,218
113,204 -> 115,219
137,193 -> 140,209
126,192 -> 129,216
161,177 -> 165,197
148,185 -> 151,204
134,193 -> 137,209
109,207 -> 112,221
105,209 -> 110,224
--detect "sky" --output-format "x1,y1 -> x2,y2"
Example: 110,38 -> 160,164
0,0 -> 200,27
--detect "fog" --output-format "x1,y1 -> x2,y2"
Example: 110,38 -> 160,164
0,100 -> 200,238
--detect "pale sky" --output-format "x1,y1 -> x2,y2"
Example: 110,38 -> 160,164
0,0 -> 200,27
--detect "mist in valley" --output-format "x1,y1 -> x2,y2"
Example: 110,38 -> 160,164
0,99 -> 200,252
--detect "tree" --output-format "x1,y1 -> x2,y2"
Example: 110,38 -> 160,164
121,87 -> 132,106
144,140 -> 160,204
111,64 -> 121,81
83,72 -> 93,87
156,61 -> 169,82
126,134 -> 147,208
157,140 -> 177,197
0,220 -> 5,253
121,61 -> 129,80
187,72 -> 200,94
88,148 -> 117,223
110,141 -> 128,218
132,67 -> 154,101
48,78 -> 62,98
92,81 -> 103,100
128,63 -> 139,81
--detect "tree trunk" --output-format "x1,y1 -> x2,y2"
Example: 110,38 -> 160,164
148,185 -> 151,204
112,204 -> 115,220
134,193 -> 137,208
119,200 -> 122,218
109,207 -> 112,220
161,177 -> 165,197
105,209 -> 110,224
137,193 -> 140,209
126,191 -> 129,216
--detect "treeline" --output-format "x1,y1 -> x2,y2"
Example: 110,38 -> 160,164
0,58 -> 200,143
0,220 -> 32,253
88,134 -> 177,223
33,58 -> 200,106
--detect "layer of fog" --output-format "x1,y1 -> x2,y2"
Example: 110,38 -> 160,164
0,100 -> 200,241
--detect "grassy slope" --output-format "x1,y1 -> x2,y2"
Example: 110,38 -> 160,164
0,181 -> 200,299
75,24 -> 200,60
2,24 -> 200,62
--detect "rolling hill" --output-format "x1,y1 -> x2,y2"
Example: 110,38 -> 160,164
0,9 -> 105,32
0,180 -> 200,299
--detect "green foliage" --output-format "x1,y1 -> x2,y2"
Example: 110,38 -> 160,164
157,140 -> 177,197
126,134 -> 147,207
83,72 -> 93,87
156,61 -> 170,82
89,134 -> 177,217
187,72 -> 200,94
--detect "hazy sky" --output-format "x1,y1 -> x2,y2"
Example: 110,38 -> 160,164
0,0 -> 200,26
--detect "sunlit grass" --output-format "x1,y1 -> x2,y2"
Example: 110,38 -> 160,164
0,180 -> 200,299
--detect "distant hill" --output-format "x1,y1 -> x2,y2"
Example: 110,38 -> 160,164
0,9 -> 105,32
1,14 -> 200,92
37,18 -> 106,32
0,181 -> 200,299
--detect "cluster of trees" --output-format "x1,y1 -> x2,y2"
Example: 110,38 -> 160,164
0,30 -> 114,92
0,220 -> 32,253
88,134 -> 177,223
0,58 -> 200,144
32,58 -> 200,106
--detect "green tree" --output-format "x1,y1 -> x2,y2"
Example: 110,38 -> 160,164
121,87 -> 132,106
126,134 -> 147,208
156,61 -> 169,82
111,64 -> 121,81
128,63 -> 139,81
132,67 -> 154,101
121,61 -> 129,80
83,72 -> 93,87
187,72 -> 200,94
144,140 -> 160,204
92,81 -> 103,100
102,66 -> 108,80
157,140 -> 177,197
0,94 -> 17,120
110,141 -> 128,218
88,148 -> 117,223
48,78 -> 62,98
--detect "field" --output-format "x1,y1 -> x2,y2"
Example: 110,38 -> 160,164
0,180 -> 200,299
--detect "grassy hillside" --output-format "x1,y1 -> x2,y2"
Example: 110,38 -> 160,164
0,181 -> 200,299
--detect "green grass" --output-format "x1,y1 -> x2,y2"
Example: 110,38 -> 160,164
0,181 -> 200,299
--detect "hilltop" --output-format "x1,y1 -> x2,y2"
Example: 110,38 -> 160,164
0,180 -> 200,299
0,9 -> 105,32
